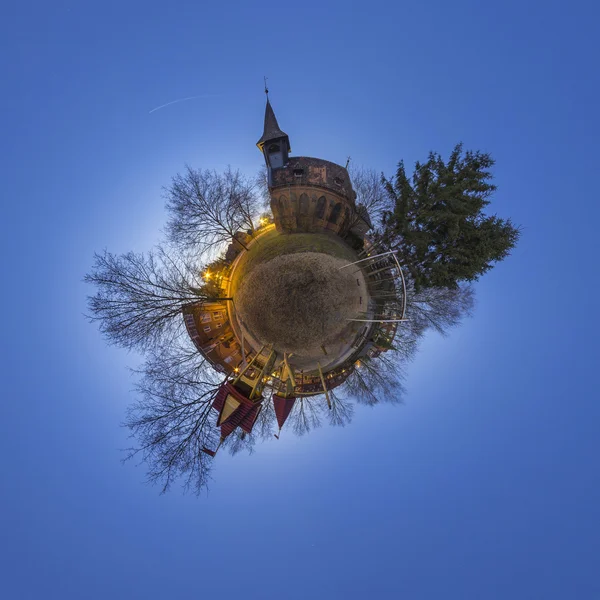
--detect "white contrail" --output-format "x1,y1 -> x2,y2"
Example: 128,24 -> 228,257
148,94 -> 216,114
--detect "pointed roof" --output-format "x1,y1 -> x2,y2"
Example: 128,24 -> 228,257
212,381 -> 262,438
273,395 -> 296,429
257,99 -> 290,151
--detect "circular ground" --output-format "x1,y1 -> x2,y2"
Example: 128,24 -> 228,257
235,252 -> 362,356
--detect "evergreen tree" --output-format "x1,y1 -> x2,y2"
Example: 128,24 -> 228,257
382,144 -> 520,290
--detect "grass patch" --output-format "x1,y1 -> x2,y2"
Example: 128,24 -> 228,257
231,230 -> 358,298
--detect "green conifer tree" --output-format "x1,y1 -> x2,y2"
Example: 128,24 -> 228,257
382,143 -> 520,290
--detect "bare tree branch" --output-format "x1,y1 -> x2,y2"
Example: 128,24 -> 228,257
85,246 -> 207,351
328,389 -> 355,427
405,279 -> 475,338
342,354 -> 406,406
289,396 -> 323,436
349,166 -> 392,232
123,339 -> 224,494
165,166 -> 260,255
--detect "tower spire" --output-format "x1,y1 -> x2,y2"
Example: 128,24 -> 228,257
256,96 -> 290,153
257,91 -> 291,177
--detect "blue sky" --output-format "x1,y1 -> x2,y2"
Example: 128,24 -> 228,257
1,1 -> 599,598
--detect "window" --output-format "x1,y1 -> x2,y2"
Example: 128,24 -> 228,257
269,144 -> 284,168
299,193 -> 309,216
294,169 -> 304,178
328,202 -> 342,224
333,177 -> 344,186
316,196 -> 327,219
203,325 -> 211,333
216,323 -> 223,329
213,312 -> 223,319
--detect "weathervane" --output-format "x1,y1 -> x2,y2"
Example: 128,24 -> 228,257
264,76 -> 269,97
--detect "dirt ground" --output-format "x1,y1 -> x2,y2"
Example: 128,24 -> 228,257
235,252 -> 363,357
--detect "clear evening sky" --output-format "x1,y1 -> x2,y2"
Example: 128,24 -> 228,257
1,1 -> 598,598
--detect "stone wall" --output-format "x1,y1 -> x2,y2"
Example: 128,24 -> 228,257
270,186 -> 354,234
270,156 -> 356,202
269,156 -> 357,234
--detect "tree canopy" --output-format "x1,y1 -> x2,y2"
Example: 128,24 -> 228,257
381,144 -> 520,290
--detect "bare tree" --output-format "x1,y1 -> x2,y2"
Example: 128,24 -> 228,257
251,391 -> 278,441
349,166 -> 392,232
343,368 -> 380,406
289,396 -> 323,436
343,353 -> 406,406
124,339 -> 225,494
221,429 -> 258,456
405,280 -> 475,338
328,389 -> 354,427
255,165 -> 271,211
390,322 -> 421,362
85,246 -> 207,351
165,166 -> 260,255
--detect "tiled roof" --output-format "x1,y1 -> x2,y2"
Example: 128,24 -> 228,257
212,382 -> 262,438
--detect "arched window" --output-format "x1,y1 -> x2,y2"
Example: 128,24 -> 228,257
299,193 -> 309,216
278,195 -> 287,213
316,196 -> 327,219
328,203 -> 342,224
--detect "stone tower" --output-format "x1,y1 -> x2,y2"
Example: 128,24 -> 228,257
257,98 -> 370,236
